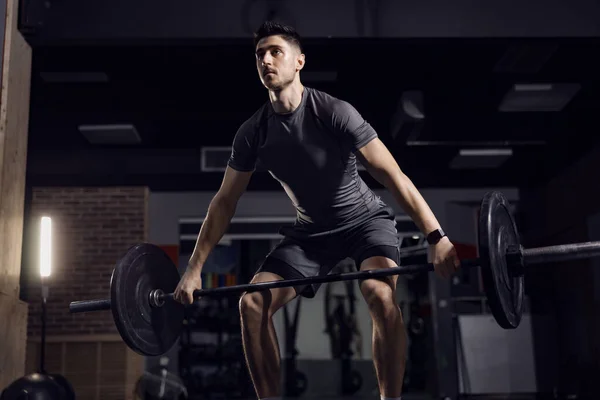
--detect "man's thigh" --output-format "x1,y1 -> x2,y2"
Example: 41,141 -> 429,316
348,214 -> 401,269
256,238 -> 341,298
345,215 -> 402,290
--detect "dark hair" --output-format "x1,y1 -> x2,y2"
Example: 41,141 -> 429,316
253,21 -> 303,53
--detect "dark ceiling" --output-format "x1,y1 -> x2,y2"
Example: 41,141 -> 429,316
25,37 -> 600,191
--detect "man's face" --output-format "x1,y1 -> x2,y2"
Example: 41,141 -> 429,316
255,35 -> 304,91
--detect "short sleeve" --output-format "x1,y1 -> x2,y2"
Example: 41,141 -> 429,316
227,120 -> 258,172
330,100 -> 378,151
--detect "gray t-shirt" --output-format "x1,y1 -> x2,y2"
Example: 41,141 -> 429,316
228,87 -> 389,233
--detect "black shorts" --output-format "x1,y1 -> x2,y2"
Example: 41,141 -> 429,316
256,207 -> 401,298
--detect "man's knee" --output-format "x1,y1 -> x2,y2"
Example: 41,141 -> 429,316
239,291 -> 271,319
360,279 -> 397,316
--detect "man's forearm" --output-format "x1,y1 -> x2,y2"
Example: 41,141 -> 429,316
188,195 -> 237,271
381,170 -> 442,236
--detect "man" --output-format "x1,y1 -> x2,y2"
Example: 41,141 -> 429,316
174,21 -> 460,400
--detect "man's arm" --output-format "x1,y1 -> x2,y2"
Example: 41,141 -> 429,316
187,166 -> 253,271
355,137 -> 442,236
331,98 -> 459,275
328,98 -> 440,234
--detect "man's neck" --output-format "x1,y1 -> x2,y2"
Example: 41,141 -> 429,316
269,82 -> 304,114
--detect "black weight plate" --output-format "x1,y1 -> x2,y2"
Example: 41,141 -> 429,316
478,191 -> 524,329
110,243 -> 184,356
49,373 -> 75,400
0,373 -> 65,400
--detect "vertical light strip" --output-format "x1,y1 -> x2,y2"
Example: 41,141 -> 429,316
40,216 -> 52,278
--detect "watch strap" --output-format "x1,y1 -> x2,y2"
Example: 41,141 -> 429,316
426,228 -> 446,245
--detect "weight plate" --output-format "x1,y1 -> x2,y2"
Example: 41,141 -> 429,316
478,191 -> 524,329
49,374 -> 75,400
110,243 -> 185,356
0,373 -> 66,400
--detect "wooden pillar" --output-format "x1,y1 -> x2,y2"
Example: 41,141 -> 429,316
0,0 -> 32,390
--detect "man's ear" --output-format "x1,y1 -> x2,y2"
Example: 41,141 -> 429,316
296,53 -> 305,71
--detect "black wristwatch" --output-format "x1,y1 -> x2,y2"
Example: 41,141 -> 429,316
426,228 -> 446,245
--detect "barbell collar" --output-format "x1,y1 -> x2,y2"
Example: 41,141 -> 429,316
505,245 -> 525,278
150,289 -> 165,308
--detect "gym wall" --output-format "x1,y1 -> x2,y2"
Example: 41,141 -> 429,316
20,187 -> 149,400
520,142 -> 600,397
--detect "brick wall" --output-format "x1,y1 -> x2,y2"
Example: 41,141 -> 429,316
22,187 -> 149,337
19,187 -> 149,399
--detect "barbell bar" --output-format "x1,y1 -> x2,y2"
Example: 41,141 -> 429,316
69,259 -> 481,314
67,191 -> 600,356
67,240 -> 600,314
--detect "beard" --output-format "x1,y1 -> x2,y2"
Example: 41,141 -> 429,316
263,73 -> 294,91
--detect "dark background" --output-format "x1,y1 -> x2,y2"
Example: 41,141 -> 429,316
22,0 -> 600,191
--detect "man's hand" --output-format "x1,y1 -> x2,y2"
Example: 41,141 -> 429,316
429,237 -> 461,279
174,266 -> 203,305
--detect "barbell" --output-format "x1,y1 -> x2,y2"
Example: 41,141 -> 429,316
68,191 -> 600,357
